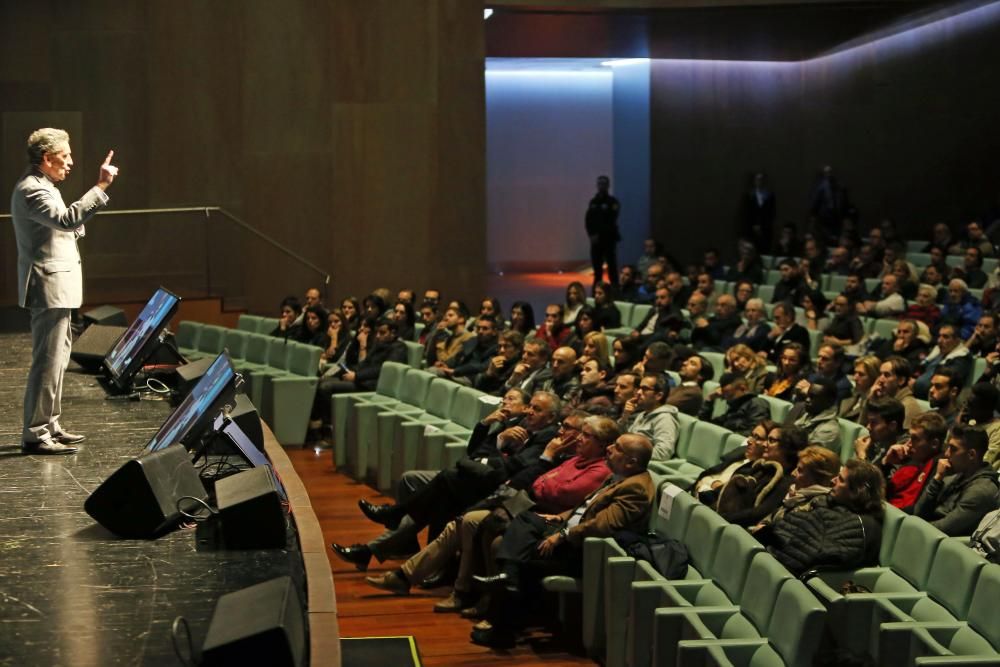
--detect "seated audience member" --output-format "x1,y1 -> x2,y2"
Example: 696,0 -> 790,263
396,288 -> 415,306
949,220 -> 995,258
364,413 -> 614,603
797,288 -> 828,330
270,296 -> 303,340
863,356 -> 922,427
694,419 -> 776,504
618,373 -> 679,461
850,243 -> 883,279
632,286 -> 686,345
694,270 -> 717,301
563,281 -> 587,325
726,240 -> 764,285
570,305 -> 599,346
508,301 -> 536,336
592,281 -> 621,329
733,280 -> 755,313
535,304 -> 574,352
566,358 -> 614,411
391,300 -> 416,341
537,347 -> 581,402
788,377 -> 842,452
504,339 -> 552,394
703,247 -> 726,280
684,290 -> 709,330
889,258 -> 920,301
954,245 -> 989,289
771,258 -> 804,304
962,383 -> 1000,472
476,330 -> 523,395
855,397 -> 908,463
611,336 -> 642,376
341,296 -> 361,332
928,367 -> 962,427
610,372 -> 640,420
752,445 -> 841,530
841,271 -> 871,304
726,343 -> 769,394
966,313 -> 999,359
470,297 -> 503,332
579,331 -> 611,371
774,222 -> 802,258
924,224 -> 954,253
914,324 -> 974,398
914,424 -> 1000,536
857,274 -> 905,318
700,372 -> 771,436
632,341 -> 673,378
417,302 -> 439,345
432,315 -> 499,386
764,342 -> 811,402
668,353 -> 713,416
870,318 -> 930,368
691,294 -> 742,352
422,288 -> 441,310
362,293 -> 388,321
664,271 -> 692,310
802,343 -> 853,402
825,245 -> 853,276
617,265 -> 641,303
764,459 -> 885,575
470,433 -> 656,648
320,309 -> 350,365
765,302 -> 811,364
716,425 -> 806,527
822,294 -> 864,349
311,319 -> 407,433
636,262 -> 665,303
333,391 -> 560,571
637,238 -> 661,277
297,304 -> 331,349
939,279 -> 982,340
879,411 -> 947,511
426,303 -> 473,367
725,298 -> 771,352
302,286 -> 324,313
839,355 -> 880,423
906,284 -> 943,329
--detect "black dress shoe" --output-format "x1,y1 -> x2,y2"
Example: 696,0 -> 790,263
419,568 -> 456,590
358,499 -> 402,529
472,572 -> 519,594
53,431 -> 86,445
22,438 -> 78,456
470,625 -> 516,649
330,543 -> 372,572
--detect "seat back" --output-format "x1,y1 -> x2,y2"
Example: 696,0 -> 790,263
197,325 -> 225,354
683,506 -> 725,575
375,362 -> 409,398
424,379 -> 459,419
871,318 -> 898,341
449,387 -> 485,429
686,421 -> 730,469
286,342 -> 321,376
630,303 -> 652,328
403,340 -> 423,368
244,333 -> 270,365
673,412 -> 697,460
888,516 -> 946,589
879,503 -> 907,565
836,418 -> 862,463
221,329 -> 249,360
967,563 -> 1000,650
701,352 -> 726,380
739,552 -> 793,633
398,369 -> 435,407
257,316 -> 280,334
651,485 -> 698,540
765,579 -> 827,667
175,321 -> 201,349
614,301 -> 635,328
925,538 -> 988,620
760,394 -> 792,423
237,314 -> 262,332
710,525 -> 765,602
756,284 -> 775,303
721,432 -> 746,457
266,338 -> 291,370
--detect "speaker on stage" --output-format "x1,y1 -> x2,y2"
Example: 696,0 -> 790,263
71,324 -> 127,372
201,576 -> 305,667
197,467 -> 286,550
82,305 -> 128,327
84,444 -> 207,538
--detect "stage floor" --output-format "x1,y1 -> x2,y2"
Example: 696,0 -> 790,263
0,333 -> 303,666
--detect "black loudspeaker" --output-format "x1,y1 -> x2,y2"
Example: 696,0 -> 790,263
71,324 -> 127,372
200,467 -> 286,550
84,445 -> 207,538
201,576 -> 305,667
83,304 -> 128,327
173,357 -> 215,398
226,394 -> 264,452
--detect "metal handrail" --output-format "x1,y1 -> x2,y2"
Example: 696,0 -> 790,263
1,205 -> 331,287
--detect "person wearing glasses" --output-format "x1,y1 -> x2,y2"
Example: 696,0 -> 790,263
618,373 -> 679,461
693,419 -> 777,504
475,330 -> 523,395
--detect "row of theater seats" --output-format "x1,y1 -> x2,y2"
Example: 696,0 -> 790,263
548,484 -> 999,667
758,250 -> 1000,274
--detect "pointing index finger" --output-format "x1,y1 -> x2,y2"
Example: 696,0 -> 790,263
103,150 -> 115,165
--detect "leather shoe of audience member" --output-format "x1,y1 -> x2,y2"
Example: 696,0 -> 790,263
365,570 -> 410,595
470,625 -> 516,649
53,431 -> 86,445
330,543 -> 372,572
433,591 -> 474,613
472,572 -> 519,594
22,437 -> 79,456
418,565 -> 457,589
358,499 -> 402,530
460,595 -> 491,619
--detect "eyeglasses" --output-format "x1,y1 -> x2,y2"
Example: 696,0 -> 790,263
636,385 -> 657,393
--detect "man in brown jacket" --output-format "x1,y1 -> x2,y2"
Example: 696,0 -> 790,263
470,433 -> 656,647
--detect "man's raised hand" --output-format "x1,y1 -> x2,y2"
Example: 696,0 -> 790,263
98,150 -> 119,190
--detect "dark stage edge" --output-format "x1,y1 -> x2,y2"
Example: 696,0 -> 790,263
0,332 -> 339,667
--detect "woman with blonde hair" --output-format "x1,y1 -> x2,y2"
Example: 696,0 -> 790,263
752,445 -> 841,530
727,343 -> 768,394
580,330 -> 611,372
839,354 -> 881,422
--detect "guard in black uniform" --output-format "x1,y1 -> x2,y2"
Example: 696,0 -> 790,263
585,175 -> 621,289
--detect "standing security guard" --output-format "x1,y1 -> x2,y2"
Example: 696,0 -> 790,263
585,175 -> 620,289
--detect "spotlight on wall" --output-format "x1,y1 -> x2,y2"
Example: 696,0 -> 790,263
600,58 -> 650,67
484,8 -> 494,19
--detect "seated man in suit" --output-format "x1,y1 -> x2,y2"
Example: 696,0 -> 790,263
469,432 -> 656,648
667,352 -> 713,416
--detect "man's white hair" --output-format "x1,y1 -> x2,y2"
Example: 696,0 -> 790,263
27,128 -> 69,166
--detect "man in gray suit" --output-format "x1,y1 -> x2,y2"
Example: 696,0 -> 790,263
11,128 -> 118,454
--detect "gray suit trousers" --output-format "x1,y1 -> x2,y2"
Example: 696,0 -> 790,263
23,307 -> 73,442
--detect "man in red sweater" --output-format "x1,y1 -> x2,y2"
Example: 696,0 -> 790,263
879,411 -> 947,510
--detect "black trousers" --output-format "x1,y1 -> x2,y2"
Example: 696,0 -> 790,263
590,240 -> 618,287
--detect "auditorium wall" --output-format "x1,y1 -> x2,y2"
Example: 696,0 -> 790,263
0,1 -> 486,314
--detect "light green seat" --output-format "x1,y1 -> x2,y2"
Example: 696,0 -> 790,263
872,318 -> 899,341
761,394 -> 792,423
414,386 -> 487,470
246,337 -> 291,408
256,316 -> 279,334
614,301 -> 635,329
237,314 -> 263,333
828,274 -> 848,292
836,417 -> 864,462
403,340 -> 423,368
756,284 -> 775,303
656,421 -> 730,482
330,362 -> 409,468
175,320 -> 201,358
649,413 -> 698,477
268,342 -> 321,444
184,323 -> 223,360
765,269 -> 782,286
378,378 -> 459,491
221,328 -> 249,361
630,303 -> 653,328
702,352 -> 726,381
232,332 -> 270,376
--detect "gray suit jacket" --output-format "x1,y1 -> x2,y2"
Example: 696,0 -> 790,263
11,168 -> 108,308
